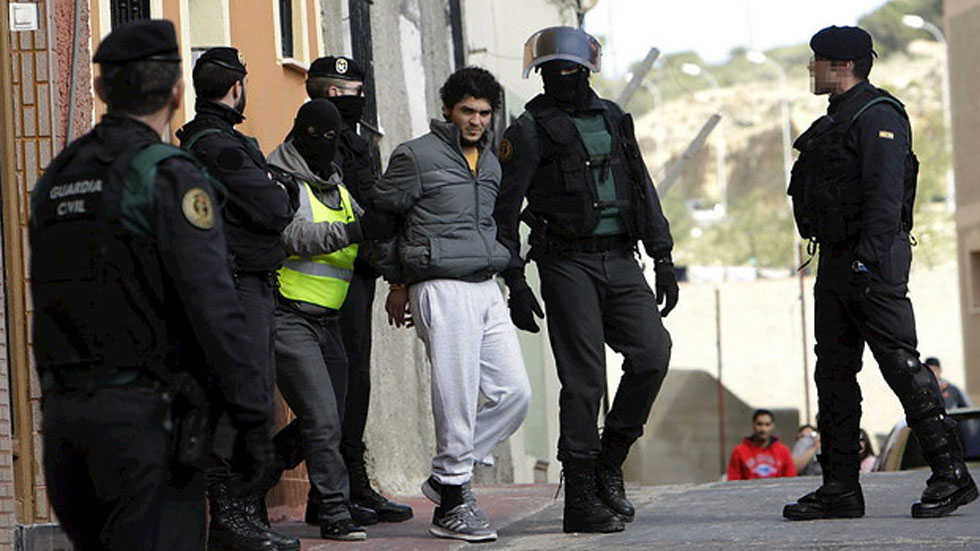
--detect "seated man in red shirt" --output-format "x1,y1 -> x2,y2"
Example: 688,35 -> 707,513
727,409 -> 797,480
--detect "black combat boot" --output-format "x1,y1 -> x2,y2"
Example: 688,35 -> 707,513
784,452 -> 864,521
783,481 -> 865,520
242,496 -> 300,551
347,454 -> 414,522
208,483 -> 276,551
910,415 -> 978,518
596,430 -> 636,522
562,458 -> 626,533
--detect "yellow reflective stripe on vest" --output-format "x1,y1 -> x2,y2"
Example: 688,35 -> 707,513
277,181 -> 358,310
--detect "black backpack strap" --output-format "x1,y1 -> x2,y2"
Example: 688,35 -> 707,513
179,127 -> 223,152
850,95 -> 907,124
850,94 -> 914,148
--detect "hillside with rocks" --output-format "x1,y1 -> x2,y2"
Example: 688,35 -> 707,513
627,40 -> 953,270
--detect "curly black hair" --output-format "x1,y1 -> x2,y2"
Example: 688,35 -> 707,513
439,66 -> 502,111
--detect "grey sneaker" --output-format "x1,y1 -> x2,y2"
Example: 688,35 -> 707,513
429,503 -> 497,542
420,476 -> 488,525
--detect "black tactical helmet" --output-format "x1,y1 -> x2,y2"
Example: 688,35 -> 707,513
522,26 -> 601,78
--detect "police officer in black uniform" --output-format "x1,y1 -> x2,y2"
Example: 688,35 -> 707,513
177,48 -> 299,551
30,20 -> 272,551
494,26 -> 678,534
303,55 -> 413,524
784,25 -> 976,520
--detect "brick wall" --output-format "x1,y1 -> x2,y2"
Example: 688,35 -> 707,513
8,0 -> 56,528
0,221 -> 12,549
4,0 -> 89,536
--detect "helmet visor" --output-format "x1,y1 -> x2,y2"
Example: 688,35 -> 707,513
523,26 -> 601,78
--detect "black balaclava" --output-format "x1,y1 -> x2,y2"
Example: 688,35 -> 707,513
329,95 -> 366,127
541,60 -> 590,106
292,99 -> 341,176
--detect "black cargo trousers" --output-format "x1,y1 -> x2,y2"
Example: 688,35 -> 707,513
814,232 -> 946,483
338,265 -> 377,463
536,246 -> 672,461
43,385 -> 206,551
208,272 -> 278,485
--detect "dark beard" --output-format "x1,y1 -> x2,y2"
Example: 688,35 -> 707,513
234,88 -> 247,114
460,136 -> 480,147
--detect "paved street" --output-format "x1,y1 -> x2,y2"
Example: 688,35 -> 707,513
283,469 -> 980,550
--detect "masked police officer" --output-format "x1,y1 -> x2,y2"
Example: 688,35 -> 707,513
177,48 -> 299,551
784,25 -> 976,520
30,20 -> 272,551
304,56 -> 413,524
494,26 -> 677,533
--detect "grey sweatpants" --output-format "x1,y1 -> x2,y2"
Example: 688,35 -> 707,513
410,278 -> 532,486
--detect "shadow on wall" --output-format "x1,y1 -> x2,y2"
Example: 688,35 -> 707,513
624,369 -> 798,485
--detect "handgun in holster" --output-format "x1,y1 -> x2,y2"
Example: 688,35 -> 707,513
164,371 -> 211,473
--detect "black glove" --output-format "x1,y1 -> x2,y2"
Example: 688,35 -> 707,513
507,278 -> 545,333
348,210 -> 399,243
233,423 -> 274,495
654,260 -> 679,317
269,166 -> 301,211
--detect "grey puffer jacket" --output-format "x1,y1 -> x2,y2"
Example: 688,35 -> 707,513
370,119 -> 511,284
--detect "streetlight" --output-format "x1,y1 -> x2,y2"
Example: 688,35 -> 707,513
746,50 -> 793,187
680,62 -> 728,214
903,14 -> 955,211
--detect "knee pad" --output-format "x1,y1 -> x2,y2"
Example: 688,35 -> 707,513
881,350 -> 932,397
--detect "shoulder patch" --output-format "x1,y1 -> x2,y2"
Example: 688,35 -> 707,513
499,138 -> 514,163
181,187 -> 216,230
878,130 -> 895,140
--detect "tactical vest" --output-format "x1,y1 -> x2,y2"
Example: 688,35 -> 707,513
524,95 -> 647,240
31,134 -> 204,377
788,86 -> 919,244
277,182 -> 358,310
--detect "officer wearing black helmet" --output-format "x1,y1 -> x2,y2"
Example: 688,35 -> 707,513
494,26 -> 677,534
303,55 -> 414,525
784,25 -> 976,520
176,47 -> 299,551
30,20 -> 272,550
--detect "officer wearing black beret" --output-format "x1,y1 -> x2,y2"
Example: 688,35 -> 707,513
296,56 -> 415,525
784,24 -> 976,521
176,47 -> 299,551
31,20 -> 273,551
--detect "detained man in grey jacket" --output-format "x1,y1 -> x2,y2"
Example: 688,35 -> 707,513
258,100 -> 396,542
369,67 -> 531,542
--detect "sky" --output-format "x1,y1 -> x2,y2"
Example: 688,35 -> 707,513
584,0 -> 891,75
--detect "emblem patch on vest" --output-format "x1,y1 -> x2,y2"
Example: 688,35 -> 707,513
878,130 -> 894,140
181,187 -> 215,230
499,138 -> 514,163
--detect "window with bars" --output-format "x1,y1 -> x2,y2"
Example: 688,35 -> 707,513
279,0 -> 293,58
110,0 -> 151,29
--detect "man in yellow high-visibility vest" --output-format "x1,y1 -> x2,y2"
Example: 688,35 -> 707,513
260,99 -> 396,542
